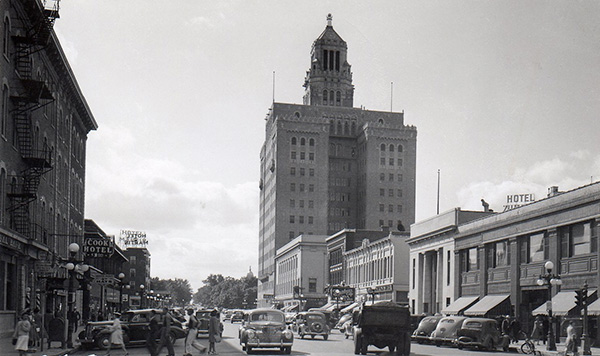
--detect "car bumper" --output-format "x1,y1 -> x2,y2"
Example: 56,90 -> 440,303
457,336 -> 483,347
246,340 -> 294,348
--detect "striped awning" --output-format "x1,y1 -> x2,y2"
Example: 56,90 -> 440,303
441,296 -> 479,315
532,290 -> 596,316
464,294 -> 510,316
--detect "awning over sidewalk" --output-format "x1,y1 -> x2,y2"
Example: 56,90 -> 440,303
587,297 -> 600,316
464,294 -> 510,316
441,296 -> 479,315
532,290 -> 597,316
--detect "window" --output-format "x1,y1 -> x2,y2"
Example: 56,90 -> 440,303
398,144 -> 403,152
389,158 -> 394,166
289,231 -> 295,239
299,200 -> 304,208
379,204 -> 384,212
388,205 -> 393,213
398,158 -> 403,167
290,216 -> 295,223
494,240 -> 509,267
380,143 -> 386,152
308,216 -> 313,224
130,268 -> 136,278
379,189 -> 385,197
529,233 -> 545,262
291,151 -> 296,160
300,138 -> 306,146
309,138 -> 315,146
1,84 -> 8,137
412,259 -> 416,289
380,173 -> 385,182
447,251 -> 451,286
3,17 -> 9,57
308,184 -> 314,192
300,168 -> 305,176
300,152 -> 305,160
309,152 -> 314,161
397,189 -> 403,197
389,144 -> 394,152
299,184 -> 305,192
290,183 -> 295,192
290,167 -> 295,175
309,278 -> 317,293
309,168 -> 314,176
389,189 -> 394,197
323,90 -> 328,105
308,200 -> 314,208
461,248 -> 478,272
560,222 -> 594,257
130,256 -> 137,264
299,216 -> 304,224
398,174 -> 403,182
291,137 -> 297,145
380,158 -> 385,165
290,199 -> 295,208
389,173 -> 394,181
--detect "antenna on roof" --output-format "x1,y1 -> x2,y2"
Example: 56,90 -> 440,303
390,81 -> 394,112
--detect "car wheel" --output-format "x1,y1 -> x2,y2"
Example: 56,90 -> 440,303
246,346 -> 253,354
96,334 -> 110,350
354,332 -> 362,355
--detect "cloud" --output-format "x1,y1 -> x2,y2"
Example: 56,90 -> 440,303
456,151 -> 600,212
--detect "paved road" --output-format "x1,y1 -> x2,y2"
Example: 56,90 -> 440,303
67,320 -> 527,356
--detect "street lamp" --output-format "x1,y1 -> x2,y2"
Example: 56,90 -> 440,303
536,260 -> 562,351
117,273 -> 125,313
65,242 -> 89,349
140,284 -> 145,309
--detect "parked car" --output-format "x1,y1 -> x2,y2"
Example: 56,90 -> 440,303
223,309 -> 234,321
335,313 -> 352,331
429,316 -> 466,346
307,308 -> 336,329
195,309 -> 222,338
79,309 -> 186,350
411,315 -> 442,344
231,310 -> 245,323
284,312 -> 297,325
457,317 -> 508,351
239,308 -> 293,354
292,311 -> 330,340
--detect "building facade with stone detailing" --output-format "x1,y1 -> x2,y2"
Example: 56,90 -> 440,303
258,15 -> 417,307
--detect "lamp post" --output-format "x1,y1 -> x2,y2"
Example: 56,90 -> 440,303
118,273 -> 125,313
140,284 -> 145,309
581,282 -> 591,355
536,260 -> 562,351
65,242 -> 89,349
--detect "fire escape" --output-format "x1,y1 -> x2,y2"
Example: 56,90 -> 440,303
7,0 -> 60,237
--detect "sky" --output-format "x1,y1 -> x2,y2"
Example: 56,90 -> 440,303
53,1 -> 600,291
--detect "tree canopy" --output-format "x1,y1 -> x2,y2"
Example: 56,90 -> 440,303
193,273 -> 257,309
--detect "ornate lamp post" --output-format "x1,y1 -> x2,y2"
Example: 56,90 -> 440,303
536,260 -> 562,351
65,242 -> 89,348
117,273 -> 125,313
140,284 -> 145,308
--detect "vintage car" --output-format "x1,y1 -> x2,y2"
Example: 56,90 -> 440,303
195,309 -> 223,338
457,317 -> 508,351
79,309 -> 186,350
307,308 -> 336,329
239,308 -> 293,354
353,301 -> 412,355
292,311 -> 330,340
335,313 -> 352,331
411,315 -> 442,344
284,312 -> 297,325
231,310 -> 245,323
223,309 -> 234,321
429,316 -> 466,345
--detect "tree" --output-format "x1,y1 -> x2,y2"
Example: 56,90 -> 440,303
193,274 -> 257,309
149,277 -> 193,306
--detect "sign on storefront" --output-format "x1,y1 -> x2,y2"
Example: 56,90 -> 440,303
83,236 -> 114,258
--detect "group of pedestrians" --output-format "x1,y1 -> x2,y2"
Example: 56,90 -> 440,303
11,308 -> 44,355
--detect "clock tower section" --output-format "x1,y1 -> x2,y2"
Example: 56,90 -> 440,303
303,14 -> 354,108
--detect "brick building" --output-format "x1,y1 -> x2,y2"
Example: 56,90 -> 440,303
257,14 -> 417,307
0,0 -> 97,335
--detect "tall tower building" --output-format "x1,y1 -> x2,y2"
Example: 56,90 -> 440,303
258,15 -> 417,307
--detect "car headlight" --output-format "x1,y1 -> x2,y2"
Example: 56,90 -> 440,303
283,330 -> 293,339
247,330 -> 256,338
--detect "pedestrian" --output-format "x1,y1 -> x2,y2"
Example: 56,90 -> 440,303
105,312 -> 128,356
184,308 -> 207,355
155,307 -> 175,356
531,315 -> 544,345
510,317 -> 521,343
208,309 -> 220,355
146,310 -> 161,356
565,320 -> 579,356
13,312 -> 31,356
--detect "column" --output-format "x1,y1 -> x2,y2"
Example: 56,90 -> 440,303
478,246 -> 487,298
437,248 -> 444,313
509,237 -> 520,318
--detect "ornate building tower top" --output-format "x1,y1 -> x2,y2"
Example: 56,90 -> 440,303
303,14 -> 354,107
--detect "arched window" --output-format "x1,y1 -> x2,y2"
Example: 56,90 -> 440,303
398,144 -> 403,153
344,122 -> 349,135
380,143 -> 386,152
378,118 -> 384,124
329,120 -> 335,133
323,90 -> 328,105
291,137 -> 297,145
330,91 -> 334,106
336,91 -> 341,106
300,138 -> 306,146
309,138 -> 315,147
389,144 -> 394,152
3,16 -> 10,57
1,83 -> 8,137
336,121 -> 342,135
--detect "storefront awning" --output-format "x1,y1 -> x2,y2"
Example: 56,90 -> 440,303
341,302 -> 359,314
532,290 -> 597,316
441,296 -> 479,315
587,296 -> 600,316
464,294 -> 510,316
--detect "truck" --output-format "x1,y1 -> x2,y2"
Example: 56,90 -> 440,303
353,301 -> 411,355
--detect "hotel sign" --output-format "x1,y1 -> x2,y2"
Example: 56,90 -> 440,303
83,236 -> 114,258
503,193 -> 535,212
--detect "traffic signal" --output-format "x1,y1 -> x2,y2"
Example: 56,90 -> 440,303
575,289 -> 585,307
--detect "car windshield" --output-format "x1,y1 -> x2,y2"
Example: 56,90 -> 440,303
307,315 -> 324,321
250,312 -> 284,322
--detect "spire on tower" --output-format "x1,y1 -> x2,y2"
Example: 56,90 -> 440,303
327,13 -> 332,27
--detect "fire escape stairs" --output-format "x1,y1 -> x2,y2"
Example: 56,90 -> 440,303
6,3 -> 58,237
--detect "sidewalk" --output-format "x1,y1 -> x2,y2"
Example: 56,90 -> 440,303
1,326 -> 83,356
531,341 -> 600,356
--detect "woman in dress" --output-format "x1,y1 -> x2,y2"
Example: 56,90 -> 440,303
13,313 -> 31,356
105,312 -> 128,356
208,309 -> 220,355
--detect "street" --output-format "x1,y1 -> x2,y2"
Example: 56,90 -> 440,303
69,321 -> 522,356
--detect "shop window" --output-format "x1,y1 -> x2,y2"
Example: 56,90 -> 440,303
309,278 -> 317,293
